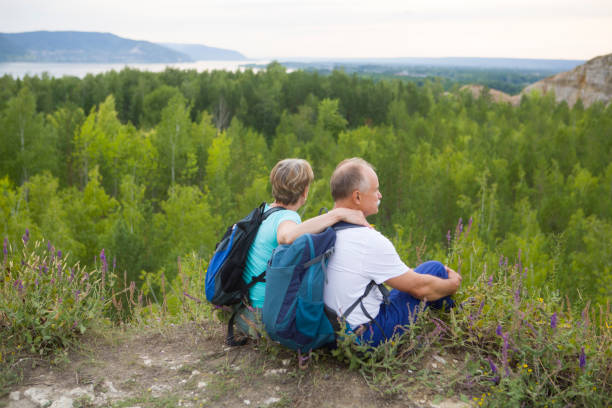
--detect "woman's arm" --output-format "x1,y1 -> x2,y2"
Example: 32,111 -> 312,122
276,208 -> 369,245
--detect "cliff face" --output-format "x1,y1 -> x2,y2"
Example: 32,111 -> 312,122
522,53 -> 612,107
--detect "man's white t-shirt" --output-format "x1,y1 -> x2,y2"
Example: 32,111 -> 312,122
323,227 -> 409,327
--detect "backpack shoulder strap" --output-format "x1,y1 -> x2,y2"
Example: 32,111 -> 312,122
262,205 -> 286,220
333,221 -> 366,231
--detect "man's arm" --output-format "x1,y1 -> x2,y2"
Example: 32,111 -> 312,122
385,266 -> 461,301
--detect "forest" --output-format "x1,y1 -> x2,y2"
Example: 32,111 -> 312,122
1,62 -> 611,307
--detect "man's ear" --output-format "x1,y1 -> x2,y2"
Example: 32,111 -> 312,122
352,190 -> 361,205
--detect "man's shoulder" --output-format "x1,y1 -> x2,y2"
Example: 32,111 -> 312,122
336,225 -> 392,247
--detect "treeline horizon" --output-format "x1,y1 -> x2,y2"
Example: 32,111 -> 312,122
1,63 -> 611,307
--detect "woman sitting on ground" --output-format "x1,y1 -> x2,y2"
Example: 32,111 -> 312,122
237,158 -> 368,335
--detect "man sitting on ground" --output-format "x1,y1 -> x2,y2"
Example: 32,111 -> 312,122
323,158 -> 461,346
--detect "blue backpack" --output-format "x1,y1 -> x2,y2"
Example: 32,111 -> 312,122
262,222 -> 389,353
205,203 -> 285,306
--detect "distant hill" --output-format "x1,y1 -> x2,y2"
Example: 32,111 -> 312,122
522,53 -> 612,107
0,31 -> 191,63
278,57 -> 585,72
161,43 -> 246,61
0,31 -> 247,63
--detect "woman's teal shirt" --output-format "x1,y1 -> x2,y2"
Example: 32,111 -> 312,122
242,204 -> 301,308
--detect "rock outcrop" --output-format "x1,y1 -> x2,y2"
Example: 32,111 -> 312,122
522,53 -> 612,107
460,85 -> 520,105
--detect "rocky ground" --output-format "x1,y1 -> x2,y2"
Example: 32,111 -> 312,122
1,320 -> 471,408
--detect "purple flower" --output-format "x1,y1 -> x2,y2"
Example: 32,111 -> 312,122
581,308 -> 589,327
446,230 -> 451,246
466,217 -> 473,235
74,290 -> 81,302
57,250 -> 62,258
3,237 -> 7,256
35,278 -> 39,287
113,256 -> 116,271
499,255 -> 504,267
100,249 -> 108,273
496,325 -> 503,336
550,312 -> 557,329
22,228 -> 29,245
58,297 -> 63,304
72,321 -> 78,329
455,217 -> 463,236
47,241 -> 52,252
488,357 -> 498,374
487,275 -> 493,287
50,278 -> 55,285
579,347 -> 586,369
514,287 -> 521,304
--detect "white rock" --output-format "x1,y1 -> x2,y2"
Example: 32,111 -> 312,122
197,382 -> 207,389
431,362 -> 438,369
68,386 -> 94,398
433,355 -> 447,365
263,397 -> 281,405
431,400 -> 470,408
264,368 -> 287,377
23,387 -> 52,406
9,391 -> 20,401
281,359 -> 291,366
244,400 -> 251,405
149,384 -> 169,396
142,358 -> 153,367
190,370 -> 201,378
104,381 -> 119,394
50,396 -> 74,408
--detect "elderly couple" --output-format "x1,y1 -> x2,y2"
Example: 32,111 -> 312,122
240,157 -> 461,346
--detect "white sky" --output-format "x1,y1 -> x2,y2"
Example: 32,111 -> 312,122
1,0 -> 611,60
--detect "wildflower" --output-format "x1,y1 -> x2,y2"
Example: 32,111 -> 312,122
57,250 -> 62,258
496,325 -> 503,336
523,363 -> 528,368
551,312 -> 557,329
35,278 -> 39,287
113,256 -> 116,271
3,237 -> 7,256
74,290 -> 81,302
487,357 -> 498,374
22,228 -> 29,245
514,287 -> 521,304
499,255 -> 504,267
538,297 -> 543,303
487,275 -> 493,287
47,241 -> 52,252
446,230 -> 451,246
72,321 -> 78,329
579,347 -> 586,369
466,217 -> 473,235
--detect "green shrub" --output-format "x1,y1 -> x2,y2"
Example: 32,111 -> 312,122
1,231 -> 109,354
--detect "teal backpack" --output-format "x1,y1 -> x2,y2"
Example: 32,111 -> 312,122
262,222 -> 389,353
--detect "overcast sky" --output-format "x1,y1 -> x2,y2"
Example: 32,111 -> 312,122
1,0 -> 611,60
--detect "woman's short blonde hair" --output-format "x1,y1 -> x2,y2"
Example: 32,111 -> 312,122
270,159 -> 314,205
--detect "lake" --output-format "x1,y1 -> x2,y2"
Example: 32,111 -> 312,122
0,60 -> 271,78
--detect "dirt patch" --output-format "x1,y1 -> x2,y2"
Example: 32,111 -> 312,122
1,320 -> 470,408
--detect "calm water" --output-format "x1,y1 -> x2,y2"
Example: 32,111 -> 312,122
0,60 -> 271,78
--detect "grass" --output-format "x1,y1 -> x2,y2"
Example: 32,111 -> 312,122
1,227 -> 611,407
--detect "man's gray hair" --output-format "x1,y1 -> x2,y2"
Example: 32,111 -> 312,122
330,158 -> 375,201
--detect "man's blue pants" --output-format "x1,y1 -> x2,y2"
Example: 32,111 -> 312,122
356,260 -> 454,346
